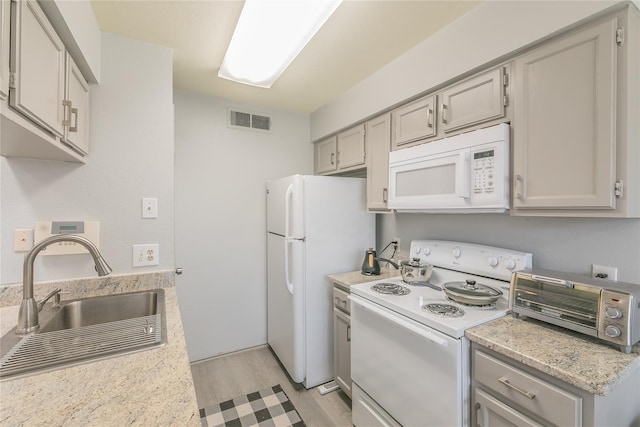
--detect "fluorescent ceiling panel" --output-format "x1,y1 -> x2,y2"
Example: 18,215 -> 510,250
219,0 -> 342,88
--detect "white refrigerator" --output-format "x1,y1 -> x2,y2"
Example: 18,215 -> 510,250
266,174 -> 375,389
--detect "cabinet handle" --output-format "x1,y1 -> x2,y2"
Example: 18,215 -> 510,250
426,108 -> 433,129
441,104 -> 448,124
62,100 -> 72,126
347,325 -> 351,342
69,108 -> 78,132
382,188 -> 388,203
331,152 -> 335,165
498,376 -> 536,399
515,175 -> 524,200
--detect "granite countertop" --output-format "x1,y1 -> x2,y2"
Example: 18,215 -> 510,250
328,267 -> 401,290
0,272 -> 200,426
466,316 -> 640,396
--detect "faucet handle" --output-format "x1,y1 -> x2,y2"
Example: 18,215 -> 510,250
36,288 -> 62,311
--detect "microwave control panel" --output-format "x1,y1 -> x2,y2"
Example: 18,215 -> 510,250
472,149 -> 495,193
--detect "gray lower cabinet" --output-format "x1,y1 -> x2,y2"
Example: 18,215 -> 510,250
472,344 -> 640,427
512,6 -> 639,217
332,285 -> 351,398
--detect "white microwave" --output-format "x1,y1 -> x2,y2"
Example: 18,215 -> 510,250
388,123 -> 510,213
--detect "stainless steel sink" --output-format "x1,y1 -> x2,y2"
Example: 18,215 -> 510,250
39,290 -> 160,333
0,289 -> 166,380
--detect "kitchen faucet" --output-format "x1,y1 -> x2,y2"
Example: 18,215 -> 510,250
16,234 -> 112,335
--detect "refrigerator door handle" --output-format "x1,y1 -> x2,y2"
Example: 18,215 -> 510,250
284,238 -> 294,295
284,183 -> 294,238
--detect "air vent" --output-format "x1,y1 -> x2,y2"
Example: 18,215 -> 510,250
228,109 -> 272,132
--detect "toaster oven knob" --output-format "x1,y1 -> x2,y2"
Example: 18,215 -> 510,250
604,325 -> 622,338
504,259 -> 516,270
605,307 -> 623,319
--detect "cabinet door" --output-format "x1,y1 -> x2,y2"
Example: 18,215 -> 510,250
0,0 -> 9,100
440,67 -> 506,134
392,94 -> 436,149
366,114 -> 391,211
474,388 -> 543,427
337,124 -> 365,170
334,307 -> 351,398
63,53 -> 89,154
314,136 -> 337,175
512,17 -> 617,210
10,0 -> 65,137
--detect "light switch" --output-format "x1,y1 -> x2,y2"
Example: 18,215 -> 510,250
142,198 -> 158,219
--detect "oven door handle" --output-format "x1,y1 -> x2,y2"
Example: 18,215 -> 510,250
349,295 -> 449,347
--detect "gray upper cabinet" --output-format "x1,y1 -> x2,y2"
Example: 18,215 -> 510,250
511,9 -> 638,217
337,124 -> 366,170
391,94 -> 436,150
391,65 -> 510,151
440,67 -> 506,134
1,0 -> 89,162
366,113 -> 391,211
63,53 -> 90,155
10,0 -> 65,137
314,136 -> 338,175
315,124 -> 366,175
0,0 -> 9,100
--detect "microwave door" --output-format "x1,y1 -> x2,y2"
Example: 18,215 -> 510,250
388,151 -> 470,209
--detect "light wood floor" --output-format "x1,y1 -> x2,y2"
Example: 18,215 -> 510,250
190,345 -> 353,427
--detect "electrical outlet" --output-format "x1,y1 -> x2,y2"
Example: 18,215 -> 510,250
393,237 -> 401,253
14,229 -> 34,252
133,244 -> 159,267
592,264 -> 618,281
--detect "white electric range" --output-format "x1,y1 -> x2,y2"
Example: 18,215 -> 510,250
349,240 -> 532,427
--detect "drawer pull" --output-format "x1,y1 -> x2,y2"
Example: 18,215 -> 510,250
498,376 -> 536,399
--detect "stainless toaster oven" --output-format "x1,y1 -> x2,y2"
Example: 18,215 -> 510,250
510,269 -> 640,353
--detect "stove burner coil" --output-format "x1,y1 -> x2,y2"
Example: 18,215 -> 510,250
422,303 -> 465,317
371,282 -> 411,295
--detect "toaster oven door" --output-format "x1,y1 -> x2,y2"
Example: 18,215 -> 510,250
512,274 -> 600,335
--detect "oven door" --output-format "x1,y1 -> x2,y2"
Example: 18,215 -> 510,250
350,295 -> 468,427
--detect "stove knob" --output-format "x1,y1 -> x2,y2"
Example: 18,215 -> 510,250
423,247 -> 431,256
605,307 -> 623,319
604,325 -> 622,338
414,247 -> 421,255
488,256 -> 499,267
452,247 -> 462,258
504,259 -> 516,270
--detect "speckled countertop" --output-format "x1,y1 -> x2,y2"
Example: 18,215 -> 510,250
328,267 -> 401,290
466,316 -> 640,396
0,271 -> 200,426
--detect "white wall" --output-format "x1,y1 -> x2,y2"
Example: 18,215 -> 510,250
173,90 -> 312,361
379,215 -> 640,283
310,0 -> 626,140
0,32 -> 174,285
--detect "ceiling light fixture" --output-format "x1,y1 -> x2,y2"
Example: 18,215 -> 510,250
218,0 -> 343,88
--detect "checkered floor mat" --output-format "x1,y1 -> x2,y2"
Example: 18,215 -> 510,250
199,384 -> 306,427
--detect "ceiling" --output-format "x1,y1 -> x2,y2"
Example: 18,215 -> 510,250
90,1 -> 480,113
